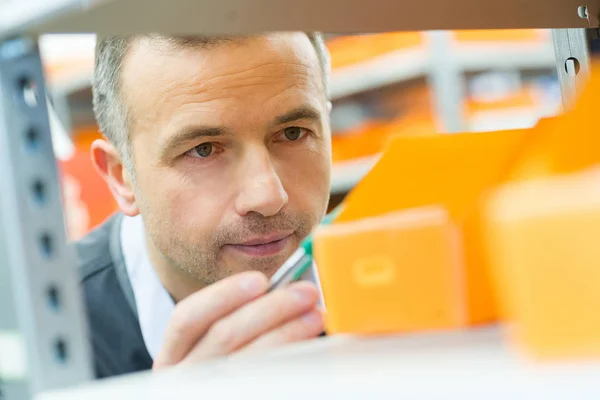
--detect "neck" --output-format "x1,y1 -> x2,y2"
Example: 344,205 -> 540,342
144,234 -> 206,303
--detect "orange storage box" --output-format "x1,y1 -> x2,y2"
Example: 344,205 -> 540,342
485,169 -> 600,359
314,207 -> 465,335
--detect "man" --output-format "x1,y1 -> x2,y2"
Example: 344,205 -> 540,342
77,32 -> 332,378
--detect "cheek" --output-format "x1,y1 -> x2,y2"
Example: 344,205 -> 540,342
278,143 -> 331,213
136,164 -> 232,239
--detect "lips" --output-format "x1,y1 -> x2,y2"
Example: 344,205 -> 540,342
227,232 -> 293,257
238,232 -> 292,246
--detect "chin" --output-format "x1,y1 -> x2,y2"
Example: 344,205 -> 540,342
231,253 -> 286,278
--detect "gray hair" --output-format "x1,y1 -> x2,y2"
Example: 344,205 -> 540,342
92,33 -> 330,171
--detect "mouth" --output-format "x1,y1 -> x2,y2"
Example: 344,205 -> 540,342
226,232 -> 294,257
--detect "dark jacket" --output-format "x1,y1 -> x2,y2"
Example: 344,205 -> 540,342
76,213 -> 153,379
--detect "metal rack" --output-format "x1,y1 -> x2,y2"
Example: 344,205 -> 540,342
0,0 -> 599,399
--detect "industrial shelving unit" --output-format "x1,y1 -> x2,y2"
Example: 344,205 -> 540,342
1,0 -> 600,399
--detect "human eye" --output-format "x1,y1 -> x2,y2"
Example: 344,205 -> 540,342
275,126 -> 311,142
184,142 -> 221,159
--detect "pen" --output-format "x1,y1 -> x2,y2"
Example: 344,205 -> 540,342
267,205 -> 342,292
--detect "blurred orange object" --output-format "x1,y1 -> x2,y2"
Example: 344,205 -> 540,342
484,169 -> 600,359
59,127 -> 118,240
331,121 -> 388,163
332,127 -> 530,326
314,206 -> 465,335
479,60 -> 600,358
327,32 -> 424,70
452,29 -> 547,43
507,62 -> 599,181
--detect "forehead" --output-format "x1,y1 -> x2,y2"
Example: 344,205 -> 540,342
121,33 -> 325,135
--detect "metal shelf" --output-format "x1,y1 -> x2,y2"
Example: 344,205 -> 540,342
37,327 -> 600,400
2,0 -> 598,39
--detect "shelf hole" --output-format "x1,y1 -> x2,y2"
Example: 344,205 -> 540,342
47,285 -> 61,311
54,338 -> 68,364
31,179 -> 47,205
39,233 -> 54,258
25,127 -> 41,151
17,77 -> 39,108
578,6 -> 588,19
565,57 -> 581,77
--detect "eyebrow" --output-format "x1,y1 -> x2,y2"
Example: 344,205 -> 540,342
160,126 -> 227,160
274,106 -> 322,127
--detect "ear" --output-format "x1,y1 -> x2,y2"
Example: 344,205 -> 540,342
326,101 -> 333,114
91,139 -> 139,217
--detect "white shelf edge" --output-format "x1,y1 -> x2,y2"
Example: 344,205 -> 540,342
36,327 -> 600,400
456,41 -> 557,71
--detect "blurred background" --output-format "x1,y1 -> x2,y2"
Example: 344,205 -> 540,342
41,30 -> 562,240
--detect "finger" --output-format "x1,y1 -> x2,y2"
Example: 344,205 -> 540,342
242,308 -> 324,352
181,281 -> 318,363
153,271 -> 268,369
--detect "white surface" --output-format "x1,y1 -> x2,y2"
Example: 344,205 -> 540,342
36,327 -> 600,399
0,331 -> 27,380
456,41 -> 556,71
330,155 -> 380,193
467,103 -> 560,132
0,0 -> 96,39
48,100 -> 75,160
39,33 -> 96,95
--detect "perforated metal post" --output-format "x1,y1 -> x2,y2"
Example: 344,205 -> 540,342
0,36 -> 92,400
552,28 -> 592,109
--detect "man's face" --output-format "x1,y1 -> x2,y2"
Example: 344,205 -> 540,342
121,33 -> 331,285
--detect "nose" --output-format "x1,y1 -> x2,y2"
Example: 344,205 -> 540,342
234,149 -> 288,217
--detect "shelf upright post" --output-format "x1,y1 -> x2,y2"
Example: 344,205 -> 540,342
551,4 -> 600,109
0,36 -> 92,400
427,31 -> 466,133
552,28 -> 592,109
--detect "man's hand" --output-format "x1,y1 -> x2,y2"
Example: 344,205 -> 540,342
152,271 -> 324,370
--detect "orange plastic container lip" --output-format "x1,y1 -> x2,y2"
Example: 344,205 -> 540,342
327,32 -> 424,70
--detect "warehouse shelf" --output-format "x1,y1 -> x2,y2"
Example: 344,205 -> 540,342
330,34 -> 556,100
42,33 -> 557,102
37,327 -> 600,399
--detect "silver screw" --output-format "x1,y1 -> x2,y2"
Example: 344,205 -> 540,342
578,6 -> 588,19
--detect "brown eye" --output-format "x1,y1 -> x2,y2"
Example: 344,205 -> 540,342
284,127 -> 302,141
194,143 -> 213,157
